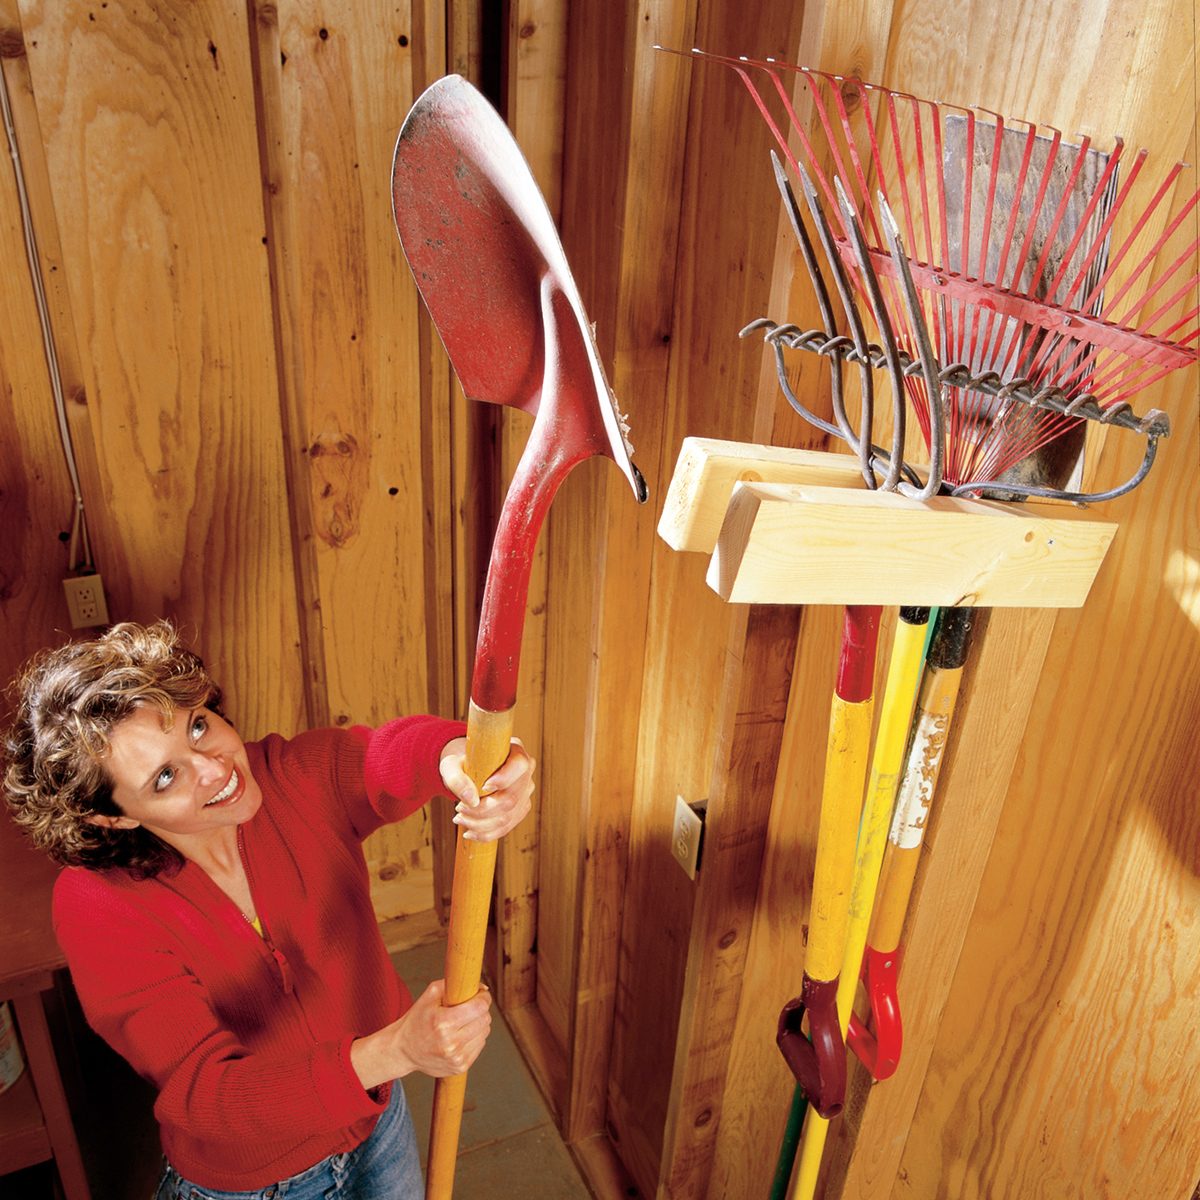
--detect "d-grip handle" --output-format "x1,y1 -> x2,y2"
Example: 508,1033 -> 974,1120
845,945 -> 903,1081
776,973 -> 845,1118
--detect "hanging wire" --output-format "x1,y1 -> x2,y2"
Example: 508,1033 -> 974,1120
0,63 -> 94,573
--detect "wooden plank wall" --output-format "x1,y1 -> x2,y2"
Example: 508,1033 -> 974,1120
0,0 -> 458,922
507,1 -> 1199,1199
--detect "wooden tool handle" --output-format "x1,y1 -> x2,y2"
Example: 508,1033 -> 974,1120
870,656 -> 966,953
426,701 -> 515,1199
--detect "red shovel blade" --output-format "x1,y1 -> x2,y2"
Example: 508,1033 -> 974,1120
391,74 -> 645,503
392,75 -> 646,714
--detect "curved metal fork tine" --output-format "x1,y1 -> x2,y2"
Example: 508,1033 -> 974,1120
879,200 -> 946,500
951,432 -> 1162,503
835,181 -> 908,492
769,153 -> 851,456
794,164 -> 879,485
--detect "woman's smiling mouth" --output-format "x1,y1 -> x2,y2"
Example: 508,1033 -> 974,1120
204,768 -> 242,808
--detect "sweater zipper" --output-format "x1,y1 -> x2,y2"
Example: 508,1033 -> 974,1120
237,827 -> 295,995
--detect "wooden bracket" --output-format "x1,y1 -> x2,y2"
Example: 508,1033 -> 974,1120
657,437 -> 866,553
661,438 -> 1118,608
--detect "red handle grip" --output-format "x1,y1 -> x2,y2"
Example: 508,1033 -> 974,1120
777,973 -> 846,1118
846,945 -> 904,1081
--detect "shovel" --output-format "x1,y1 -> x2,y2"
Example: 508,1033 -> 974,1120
391,75 -> 647,1199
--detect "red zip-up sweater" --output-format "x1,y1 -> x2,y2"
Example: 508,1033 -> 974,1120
52,714 -> 465,1191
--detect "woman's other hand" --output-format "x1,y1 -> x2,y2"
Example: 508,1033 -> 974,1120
351,980 -> 493,1085
438,737 -> 534,842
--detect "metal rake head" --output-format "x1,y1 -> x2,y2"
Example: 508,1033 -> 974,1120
664,47 -> 1199,504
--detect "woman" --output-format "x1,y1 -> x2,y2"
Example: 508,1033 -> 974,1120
3,620 -> 534,1199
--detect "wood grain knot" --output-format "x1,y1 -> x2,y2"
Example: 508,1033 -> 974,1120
0,28 -> 25,58
308,430 -> 363,547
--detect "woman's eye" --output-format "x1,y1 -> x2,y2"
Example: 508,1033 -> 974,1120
154,766 -> 176,793
190,714 -> 209,742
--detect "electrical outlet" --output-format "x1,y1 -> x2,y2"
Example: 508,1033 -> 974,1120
671,795 -> 707,879
63,574 -> 110,629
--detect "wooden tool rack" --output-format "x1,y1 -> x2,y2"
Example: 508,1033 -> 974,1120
649,437 -> 1118,1197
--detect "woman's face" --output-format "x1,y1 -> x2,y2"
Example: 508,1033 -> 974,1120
99,705 -> 262,852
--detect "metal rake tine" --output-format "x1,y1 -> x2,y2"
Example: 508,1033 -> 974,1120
833,178 -> 907,492
793,163 -> 881,484
879,198 -> 945,499
831,178 -> 881,483
764,154 -> 853,448
771,153 -> 842,345
738,317 -> 925,490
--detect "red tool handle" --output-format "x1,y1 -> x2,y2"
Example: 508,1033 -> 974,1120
846,944 -> 904,1080
777,975 -> 845,1119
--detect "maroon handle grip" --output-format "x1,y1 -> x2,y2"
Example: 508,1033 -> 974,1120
846,945 -> 904,1081
776,973 -> 846,1118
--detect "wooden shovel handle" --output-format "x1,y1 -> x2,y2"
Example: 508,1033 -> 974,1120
426,701 -> 515,1199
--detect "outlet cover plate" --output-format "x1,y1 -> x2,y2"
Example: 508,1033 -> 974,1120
63,574 -> 110,629
671,795 -> 707,879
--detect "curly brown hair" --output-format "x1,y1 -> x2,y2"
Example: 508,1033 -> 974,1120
3,620 -> 223,878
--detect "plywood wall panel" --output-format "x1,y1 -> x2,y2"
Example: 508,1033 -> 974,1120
700,604 -> 846,1200
824,2 -> 1200,1197
657,602 -> 801,1199
527,0 -> 641,1086
249,1 -> 440,918
259,1 -> 430,727
882,379 -> 1200,1200
555,0 -> 699,1147
15,0 -> 305,739
601,1 -> 812,1190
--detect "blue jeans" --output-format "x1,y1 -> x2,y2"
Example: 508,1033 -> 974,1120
153,1083 -> 421,1200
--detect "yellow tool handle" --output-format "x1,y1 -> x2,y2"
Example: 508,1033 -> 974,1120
426,701 -> 514,1200
427,1075 -> 469,1197
791,614 -> 929,1200
869,660 -> 964,953
869,841 -> 921,952
806,693 -> 874,983
839,615 -> 929,1017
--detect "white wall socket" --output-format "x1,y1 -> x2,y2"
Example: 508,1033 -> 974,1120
63,574 -> 110,629
671,795 -> 707,879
